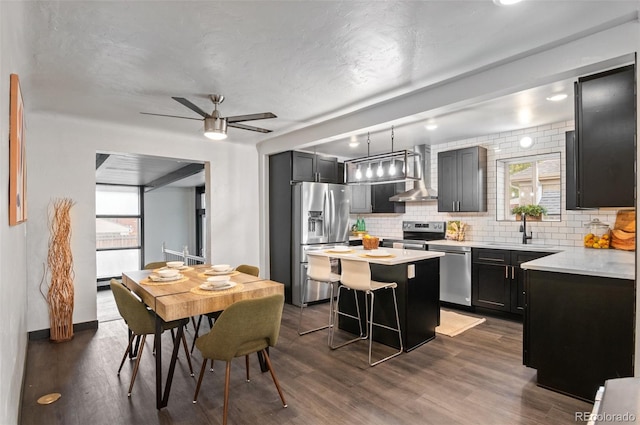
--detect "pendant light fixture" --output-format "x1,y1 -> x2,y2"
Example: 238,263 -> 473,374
344,126 -> 420,185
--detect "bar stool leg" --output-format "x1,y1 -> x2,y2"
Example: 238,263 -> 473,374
329,286 -> 366,350
368,287 -> 403,367
298,278 -> 332,336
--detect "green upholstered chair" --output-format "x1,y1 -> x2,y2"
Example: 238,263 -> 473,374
235,264 -> 259,277
110,279 -> 194,396
143,261 -> 167,270
191,264 -> 261,354
193,294 -> 287,425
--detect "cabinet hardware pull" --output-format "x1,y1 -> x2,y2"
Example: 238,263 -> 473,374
452,201 -> 455,211
505,266 -> 508,279
511,265 -> 515,279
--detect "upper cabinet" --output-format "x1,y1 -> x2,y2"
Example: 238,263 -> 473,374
568,64 -> 636,209
288,151 -> 341,183
349,183 -> 406,214
371,183 -> 406,213
438,146 -> 487,212
350,185 -> 371,214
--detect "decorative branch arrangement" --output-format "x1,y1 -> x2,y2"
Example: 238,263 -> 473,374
47,198 -> 76,342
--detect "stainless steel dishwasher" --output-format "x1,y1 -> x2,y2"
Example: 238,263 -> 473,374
428,244 -> 472,306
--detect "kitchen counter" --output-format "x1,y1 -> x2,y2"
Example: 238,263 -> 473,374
307,246 -> 444,265
424,239 -> 562,253
520,247 -> 634,280
422,240 -> 634,280
310,246 -> 442,352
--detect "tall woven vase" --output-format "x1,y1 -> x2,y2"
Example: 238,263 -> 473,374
47,198 -> 76,342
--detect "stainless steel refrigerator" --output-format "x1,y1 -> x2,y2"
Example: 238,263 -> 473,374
291,182 -> 350,306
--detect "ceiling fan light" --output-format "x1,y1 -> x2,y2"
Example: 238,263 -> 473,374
204,117 -> 228,140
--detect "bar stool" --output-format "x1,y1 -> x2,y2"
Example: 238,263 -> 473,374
328,258 -> 403,366
298,255 -> 341,336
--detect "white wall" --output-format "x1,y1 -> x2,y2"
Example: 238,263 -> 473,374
358,120 -> 619,245
0,3 -> 29,424
144,187 -> 197,265
26,114 -> 259,332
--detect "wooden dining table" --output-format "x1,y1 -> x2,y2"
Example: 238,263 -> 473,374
121,264 -> 284,409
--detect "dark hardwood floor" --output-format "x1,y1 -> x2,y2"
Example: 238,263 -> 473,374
21,294 -> 591,425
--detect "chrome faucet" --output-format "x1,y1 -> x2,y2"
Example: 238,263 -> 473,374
520,213 -> 533,244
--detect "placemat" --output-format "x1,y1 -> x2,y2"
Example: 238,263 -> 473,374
190,283 -> 243,296
325,249 -> 354,254
358,254 -> 396,259
198,270 -> 240,279
141,276 -> 190,286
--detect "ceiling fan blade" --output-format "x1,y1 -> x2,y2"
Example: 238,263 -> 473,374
171,97 -> 209,118
228,122 -> 273,133
140,112 -> 202,121
226,112 -> 277,123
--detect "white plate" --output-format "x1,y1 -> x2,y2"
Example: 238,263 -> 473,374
199,282 -> 237,291
331,246 -> 351,252
204,269 -> 235,276
366,249 -> 390,257
149,273 -> 183,282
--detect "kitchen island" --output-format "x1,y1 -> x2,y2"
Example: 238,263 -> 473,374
308,247 -> 444,351
520,248 -> 635,402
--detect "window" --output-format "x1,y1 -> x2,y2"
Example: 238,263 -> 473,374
496,153 -> 561,221
96,185 -> 143,281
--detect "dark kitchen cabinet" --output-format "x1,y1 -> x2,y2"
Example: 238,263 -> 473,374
568,64 -> 636,209
472,248 -> 553,315
371,183 -> 405,213
524,270 -> 634,401
438,146 -> 487,212
287,150 -> 340,183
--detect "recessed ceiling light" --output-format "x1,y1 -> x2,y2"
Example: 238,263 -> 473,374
425,123 -> 438,131
519,136 -> 533,148
493,0 -> 523,5
546,93 -> 568,102
349,141 -> 360,148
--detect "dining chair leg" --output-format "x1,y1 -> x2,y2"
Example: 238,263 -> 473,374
223,362 -> 231,425
118,334 -> 136,375
193,359 -> 208,403
245,355 -> 250,382
210,359 -> 214,372
128,334 -> 147,397
180,332 -> 194,376
261,349 -> 287,407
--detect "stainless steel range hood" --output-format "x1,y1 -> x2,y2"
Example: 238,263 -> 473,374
389,145 -> 438,202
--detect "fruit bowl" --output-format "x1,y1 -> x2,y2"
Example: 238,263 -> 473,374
362,236 -> 380,250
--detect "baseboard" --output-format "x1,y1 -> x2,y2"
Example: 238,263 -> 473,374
28,320 -> 99,341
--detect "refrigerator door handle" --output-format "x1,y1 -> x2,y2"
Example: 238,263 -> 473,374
323,190 -> 330,238
329,190 -> 335,240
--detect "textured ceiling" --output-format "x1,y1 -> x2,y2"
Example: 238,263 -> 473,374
14,0 -> 640,179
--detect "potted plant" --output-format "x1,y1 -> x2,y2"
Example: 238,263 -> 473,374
511,204 -> 547,221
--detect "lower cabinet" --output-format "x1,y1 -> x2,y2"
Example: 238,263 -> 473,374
472,248 -> 552,315
524,270 -> 634,401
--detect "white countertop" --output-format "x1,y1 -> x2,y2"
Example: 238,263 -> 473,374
519,247 -> 635,280
394,238 -> 634,279
424,239 -> 562,253
307,246 -> 444,265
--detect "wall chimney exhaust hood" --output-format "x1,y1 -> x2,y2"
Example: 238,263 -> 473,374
389,145 -> 438,202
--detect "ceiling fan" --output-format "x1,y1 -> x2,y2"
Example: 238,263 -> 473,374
141,94 -> 277,140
